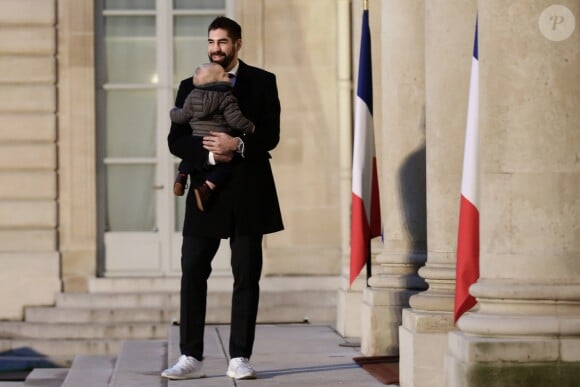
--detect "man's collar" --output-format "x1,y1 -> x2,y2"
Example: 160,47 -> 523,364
228,61 -> 240,77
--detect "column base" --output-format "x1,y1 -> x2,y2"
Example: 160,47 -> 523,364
361,287 -> 417,356
336,285 -> 363,339
445,331 -> 580,387
399,308 -> 454,387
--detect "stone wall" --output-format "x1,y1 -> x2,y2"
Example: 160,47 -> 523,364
0,0 -> 60,319
0,0 -> 346,318
238,0 -> 344,276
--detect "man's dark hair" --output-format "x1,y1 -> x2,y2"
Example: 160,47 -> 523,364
208,16 -> 242,41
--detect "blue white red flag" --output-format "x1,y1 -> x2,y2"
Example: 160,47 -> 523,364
454,19 -> 480,323
350,7 -> 381,285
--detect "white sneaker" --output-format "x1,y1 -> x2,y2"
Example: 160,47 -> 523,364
161,355 -> 205,379
227,357 -> 257,379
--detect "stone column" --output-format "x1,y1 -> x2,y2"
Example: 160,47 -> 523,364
57,0 -> 98,292
360,0 -> 428,356
399,0 -> 477,385
445,2 -> 580,386
335,0 -> 361,339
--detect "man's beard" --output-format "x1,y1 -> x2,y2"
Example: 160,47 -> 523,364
209,52 -> 234,69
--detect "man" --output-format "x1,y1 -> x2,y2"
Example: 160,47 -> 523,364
162,16 -> 283,380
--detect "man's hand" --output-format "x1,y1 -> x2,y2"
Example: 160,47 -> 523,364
203,132 -> 237,160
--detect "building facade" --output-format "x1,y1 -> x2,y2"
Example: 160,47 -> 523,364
0,0 -> 348,316
0,0 -> 578,386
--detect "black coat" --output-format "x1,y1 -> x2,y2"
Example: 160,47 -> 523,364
168,60 -> 284,238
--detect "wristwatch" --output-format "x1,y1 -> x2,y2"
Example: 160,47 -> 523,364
235,137 -> 245,155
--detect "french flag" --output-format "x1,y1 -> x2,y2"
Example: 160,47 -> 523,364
350,6 -> 381,285
454,19 -> 480,323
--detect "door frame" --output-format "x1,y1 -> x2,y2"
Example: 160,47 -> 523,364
95,0 -> 234,277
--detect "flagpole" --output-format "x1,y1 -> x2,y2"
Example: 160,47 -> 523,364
363,0 -> 370,286
366,241 -> 372,286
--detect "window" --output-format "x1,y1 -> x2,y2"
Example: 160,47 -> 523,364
95,0 -> 230,275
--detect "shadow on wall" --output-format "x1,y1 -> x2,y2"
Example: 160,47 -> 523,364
398,106 -> 427,274
0,347 -> 60,381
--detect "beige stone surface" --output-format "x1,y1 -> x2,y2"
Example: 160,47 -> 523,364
0,200 -> 56,228
561,338 -> 580,362
234,0 -> 264,66
447,1 -> 580,385
0,113 -> 56,141
243,0 -> 342,277
0,27 -> 55,55
404,312 -> 452,385
482,173 -> 579,280
361,295 -> 404,356
378,0 -> 427,261
61,248 -> 98,292
480,3 -> 579,174
57,0 -> 97,291
0,144 -> 56,170
403,308 -> 453,334
448,331 -> 560,363
362,0 -> 429,360
477,0 -> 579,284
336,287 -> 363,338
424,0 -> 475,255
0,252 -> 60,319
0,171 -> 56,199
478,0 -> 579,285
401,0 -> 477,385
274,162 -> 340,211
362,287 -> 425,357
400,320 -> 449,387
0,230 -> 56,251
264,246 -> 341,275
0,85 -> 55,112
0,56 -> 55,83
264,0 -> 336,67
0,0 -> 55,25
0,0 -> 59,320
409,0 -> 478,319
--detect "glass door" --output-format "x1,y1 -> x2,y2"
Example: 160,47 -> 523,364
96,0 -> 230,276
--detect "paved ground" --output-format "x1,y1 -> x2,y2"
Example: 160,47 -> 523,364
0,324 -> 400,386
168,324 -> 399,386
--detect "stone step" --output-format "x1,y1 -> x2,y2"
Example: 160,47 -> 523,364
108,340 -> 167,387
0,383 -> 25,386
88,275 -> 340,293
166,325 -> 179,368
0,338 -> 122,361
24,306 -> 179,324
0,322 -> 168,340
60,355 -> 115,387
89,276 -> 205,293
0,354 -> 69,373
24,302 -> 334,325
23,368 -> 68,387
53,290 -> 335,309
55,292 -> 183,308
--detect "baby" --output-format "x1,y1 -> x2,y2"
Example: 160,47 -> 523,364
170,62 -> 254,211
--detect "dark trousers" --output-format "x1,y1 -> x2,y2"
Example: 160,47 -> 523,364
178,137 -> 234,187
179,233 -> 263,361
